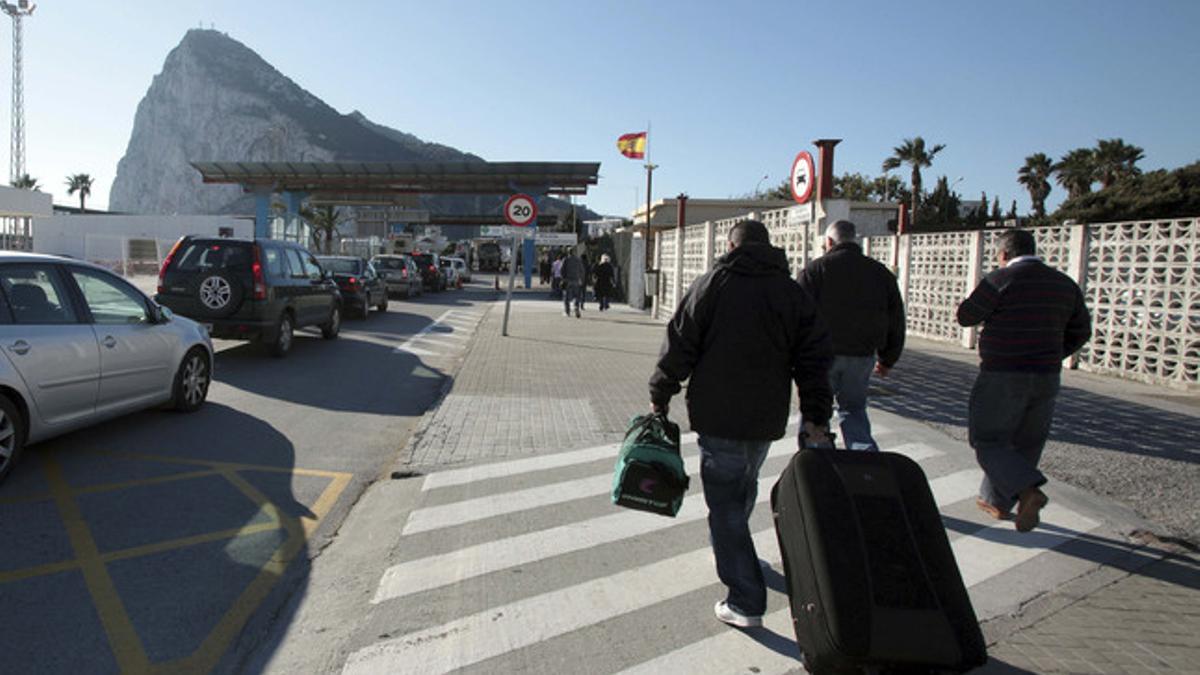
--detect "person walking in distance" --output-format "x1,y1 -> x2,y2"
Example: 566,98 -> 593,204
551,252 -> 564,299
593,254 -> 616,311
561,249 -> 586,318
798,220 -> 905,451
649,220 -> 833,628
957,229 -> 1091,532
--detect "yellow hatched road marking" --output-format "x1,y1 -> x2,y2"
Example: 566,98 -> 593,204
1,450 -> 353,673
44,455 -> 153,673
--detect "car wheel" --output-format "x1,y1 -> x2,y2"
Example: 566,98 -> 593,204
321,305 -> 341,340
359,298 -> 370,320
0,394 -> 25,485
196,272 -> 245,318
172,348 -> 211,412
378,295 -> 389,312
269,312 -> 294,358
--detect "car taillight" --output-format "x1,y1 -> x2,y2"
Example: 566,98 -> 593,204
401,268 -> 408,278
252,245 -> 266,300
158,238 -> 184,294
428,265 -> 436,272
347,276 -> 359,290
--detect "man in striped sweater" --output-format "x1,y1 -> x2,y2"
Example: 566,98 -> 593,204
956,229 -> 1091,533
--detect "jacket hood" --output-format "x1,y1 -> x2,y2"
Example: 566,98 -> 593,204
715,241 -> 791,277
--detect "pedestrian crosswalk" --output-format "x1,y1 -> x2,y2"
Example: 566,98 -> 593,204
395,309 -> 487,359
344,424 -> 1103,675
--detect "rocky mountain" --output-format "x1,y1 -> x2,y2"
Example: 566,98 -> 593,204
110,29 -> 595,221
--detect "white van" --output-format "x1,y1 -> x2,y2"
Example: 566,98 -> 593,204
444,257 -> 470,283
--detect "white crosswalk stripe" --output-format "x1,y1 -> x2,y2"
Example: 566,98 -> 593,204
346,425 -> 1105,674
395,310 -> 485,357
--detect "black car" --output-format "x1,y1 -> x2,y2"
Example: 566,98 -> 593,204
371,254 -> 423,299
156,237 -> 342,357
410,252 -> 445,292
316,256 -> 388,319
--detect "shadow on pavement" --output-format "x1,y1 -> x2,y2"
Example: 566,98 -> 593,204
943,514 -> 1200,591
214,329 -> 449,416
1,403 -> 319,673
874,350 -> 1200,464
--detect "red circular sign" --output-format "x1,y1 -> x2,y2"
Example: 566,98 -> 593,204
790,151 -> 815,204
504,194 -> 538,227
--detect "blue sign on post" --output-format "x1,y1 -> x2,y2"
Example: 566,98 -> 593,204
390,223 -> 407,235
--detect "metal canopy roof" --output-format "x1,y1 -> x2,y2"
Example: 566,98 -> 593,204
190,161 -> 601,196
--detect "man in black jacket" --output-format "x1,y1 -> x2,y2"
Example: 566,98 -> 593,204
798,220 -> 905,451
649,220 -> 833,629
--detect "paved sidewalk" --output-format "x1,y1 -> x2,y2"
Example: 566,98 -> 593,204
395,287 -> 1200,673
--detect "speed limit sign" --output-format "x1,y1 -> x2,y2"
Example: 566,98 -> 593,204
504,193 -> 538,227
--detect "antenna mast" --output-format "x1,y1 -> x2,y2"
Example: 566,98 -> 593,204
1,1 -> 35,184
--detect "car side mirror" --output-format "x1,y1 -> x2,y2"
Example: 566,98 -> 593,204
156,305 -> 173,324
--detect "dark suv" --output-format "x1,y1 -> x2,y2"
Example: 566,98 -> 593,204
409,252 -> 445,292
156,237 -> 342,357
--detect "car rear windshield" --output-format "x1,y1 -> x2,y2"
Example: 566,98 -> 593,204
411,254 -> 434,267
318,258 -> 361,274
172,241 -> 253,272
374,257 -> 407,270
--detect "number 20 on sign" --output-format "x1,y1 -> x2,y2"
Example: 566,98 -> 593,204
504,194 -> 538,227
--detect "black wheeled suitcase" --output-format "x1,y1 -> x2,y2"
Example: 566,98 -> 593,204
770,448 -> 987,674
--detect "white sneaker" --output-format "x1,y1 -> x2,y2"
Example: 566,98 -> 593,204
714,601 -> 762,628
564,310 -> 571,317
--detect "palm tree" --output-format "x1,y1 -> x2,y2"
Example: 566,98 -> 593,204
1093,138 -> 1144,188
65,173 -> 94,211
301,204 -> 348,254
11,173 -> 39,190
1017,153 -> 1053,218
882,137 -> 945,222
1054,149 -> 1096,200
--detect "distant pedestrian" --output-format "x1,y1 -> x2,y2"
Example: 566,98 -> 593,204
798,220 -> 905,451
561,250 -> 586,317
540,257 -> 552,285
551,253 -> 564,299
649,219 -> 833,629
579,253 -> 590,310
594,254 -> 616,311
957,229 -> 1091,533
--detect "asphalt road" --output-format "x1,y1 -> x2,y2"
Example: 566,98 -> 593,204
0,283 -> 496,674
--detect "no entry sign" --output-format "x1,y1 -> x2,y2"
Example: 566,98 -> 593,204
790,151 -> 815,204
504,194 -> 538,227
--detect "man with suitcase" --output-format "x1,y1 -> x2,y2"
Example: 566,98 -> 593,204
957,229 -> 1092,532
649,219 -> 833,629
798,219 -> 905,451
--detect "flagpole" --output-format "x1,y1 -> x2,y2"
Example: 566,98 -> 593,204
643,121 -> 657,276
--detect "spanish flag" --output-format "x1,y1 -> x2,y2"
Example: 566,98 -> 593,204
617,132 -> 647,159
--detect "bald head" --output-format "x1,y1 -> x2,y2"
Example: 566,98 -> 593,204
825,220 -> 857,245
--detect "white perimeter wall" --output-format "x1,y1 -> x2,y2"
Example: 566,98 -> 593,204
33,215 -> 252,259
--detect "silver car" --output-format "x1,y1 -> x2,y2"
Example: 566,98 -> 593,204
0,252 -> 214,484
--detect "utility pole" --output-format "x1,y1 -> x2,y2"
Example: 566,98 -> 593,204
1,0 -> 34,184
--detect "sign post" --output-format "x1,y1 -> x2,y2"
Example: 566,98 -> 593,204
501,193 -> 537,336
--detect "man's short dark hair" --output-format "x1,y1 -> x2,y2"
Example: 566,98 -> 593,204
729,220 -> 770,247
999,230 -> 1037,258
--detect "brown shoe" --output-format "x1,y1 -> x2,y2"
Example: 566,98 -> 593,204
976,498 -> 1012,521
1015,488 -> 1049,533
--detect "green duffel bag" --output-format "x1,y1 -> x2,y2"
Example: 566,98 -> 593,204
611,413 -> 689,517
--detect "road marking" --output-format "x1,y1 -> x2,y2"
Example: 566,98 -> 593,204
955,502 -> 1099,587
345,530 -> 783,674
617,608 -> 799,675
376,465 -> 978,604
403,440 -> 949,535
394,310 -> 484,356
44,455 -> 152,673
883,442 -> 942,462
421,443 -> 623,490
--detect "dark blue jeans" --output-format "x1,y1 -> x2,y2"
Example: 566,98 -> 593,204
968,370 -> 1058,511
563,282 -> 582,312
698,434 -> 772,616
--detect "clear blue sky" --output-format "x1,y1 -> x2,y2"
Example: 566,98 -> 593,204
18,0 -> 1200,217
